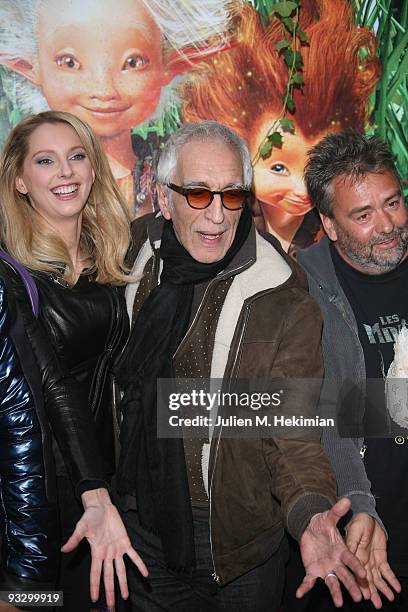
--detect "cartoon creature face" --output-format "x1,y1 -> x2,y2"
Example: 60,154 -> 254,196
250,112 -> 329,217
33,0 -> 166,139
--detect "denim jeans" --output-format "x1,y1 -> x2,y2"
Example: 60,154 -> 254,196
118,509 -> 286,611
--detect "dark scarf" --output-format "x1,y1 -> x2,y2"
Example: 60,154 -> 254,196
116,206 -> 252,573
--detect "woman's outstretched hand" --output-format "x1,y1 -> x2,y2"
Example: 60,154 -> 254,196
62,488 -> 148,607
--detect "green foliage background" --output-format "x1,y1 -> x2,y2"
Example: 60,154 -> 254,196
353,0 -> 408,193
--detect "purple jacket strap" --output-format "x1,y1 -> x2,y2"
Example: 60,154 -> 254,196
0,250 -> 39,317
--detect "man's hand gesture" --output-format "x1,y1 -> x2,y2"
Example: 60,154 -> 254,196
297,497 -> 366,608
346,515 -> 401,609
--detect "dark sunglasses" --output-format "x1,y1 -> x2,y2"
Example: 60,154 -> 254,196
167,183 -> 250,211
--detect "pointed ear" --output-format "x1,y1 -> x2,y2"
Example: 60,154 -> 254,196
319,212 -> 338,241
162,38 -> 238,84
15,176 -> 28,195
157,183 -> 172,220
0,55 -> 40,84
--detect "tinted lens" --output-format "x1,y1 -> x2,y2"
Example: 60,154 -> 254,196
222,189 -> 247,210
186,188 -> 212,209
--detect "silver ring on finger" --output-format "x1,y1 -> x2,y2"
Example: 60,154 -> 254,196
324,572 -> 337,583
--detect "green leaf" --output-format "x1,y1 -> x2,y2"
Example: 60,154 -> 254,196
294,50 -> 303,69
388,52 -> 408,101
388,29 -> 408,76
267,131 -> 283,147
275,38 -> 291,52
280,117 -> 295,133
283,49 -> 302,69
285,95 -> 296,113
283,49 -> 294,67
281,17 -> 295,32
386,110 -> 408,166
297,29 -> 309,44
291,72 -> 304,87
259,140 -> 273,159
273,1 -> 297,18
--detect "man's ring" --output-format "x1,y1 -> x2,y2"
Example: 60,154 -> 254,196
324,572 -> 337,582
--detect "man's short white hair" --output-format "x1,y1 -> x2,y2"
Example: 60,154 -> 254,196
156,120 -> 253,191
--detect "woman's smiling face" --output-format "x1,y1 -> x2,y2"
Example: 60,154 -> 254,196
34,0 -> 165,139
250,113 -> 329,217
16,121 -> 95,227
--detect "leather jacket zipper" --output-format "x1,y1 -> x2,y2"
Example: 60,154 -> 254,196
175,259 -> 252,582
90,289 -> 123,413
208,299 -> 251,583
209,430 -> 222,583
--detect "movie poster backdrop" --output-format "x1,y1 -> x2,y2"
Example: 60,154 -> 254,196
0,0 -> 406,255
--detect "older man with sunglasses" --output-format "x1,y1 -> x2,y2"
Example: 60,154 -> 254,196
114,121 -> 366,611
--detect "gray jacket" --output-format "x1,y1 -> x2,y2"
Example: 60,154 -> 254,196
298,237 -> 382,525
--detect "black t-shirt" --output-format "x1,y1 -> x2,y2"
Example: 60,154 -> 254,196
331,242 -> 408,575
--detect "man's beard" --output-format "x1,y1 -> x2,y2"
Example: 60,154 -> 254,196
334,222 -> 408,274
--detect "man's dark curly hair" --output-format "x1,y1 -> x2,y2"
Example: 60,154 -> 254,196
304,131 -> 399,218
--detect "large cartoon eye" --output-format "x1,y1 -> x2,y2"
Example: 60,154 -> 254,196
122,55 -> 149,71
270,163 -> 289,176
55,55 -> 81,70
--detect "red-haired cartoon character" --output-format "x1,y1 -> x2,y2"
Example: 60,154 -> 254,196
182,0 -> 380,255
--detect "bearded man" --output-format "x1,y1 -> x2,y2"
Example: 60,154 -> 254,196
297,132 -> 406,611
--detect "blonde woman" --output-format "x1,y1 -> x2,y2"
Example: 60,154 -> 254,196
0,110 -> 146,610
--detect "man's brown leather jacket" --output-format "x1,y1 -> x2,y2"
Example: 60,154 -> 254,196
125,214 -> 337,585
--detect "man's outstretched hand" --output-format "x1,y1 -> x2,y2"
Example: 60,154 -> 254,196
297,497 -> 366,608
346,515 -> 401,609
62,488 -> 148,608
